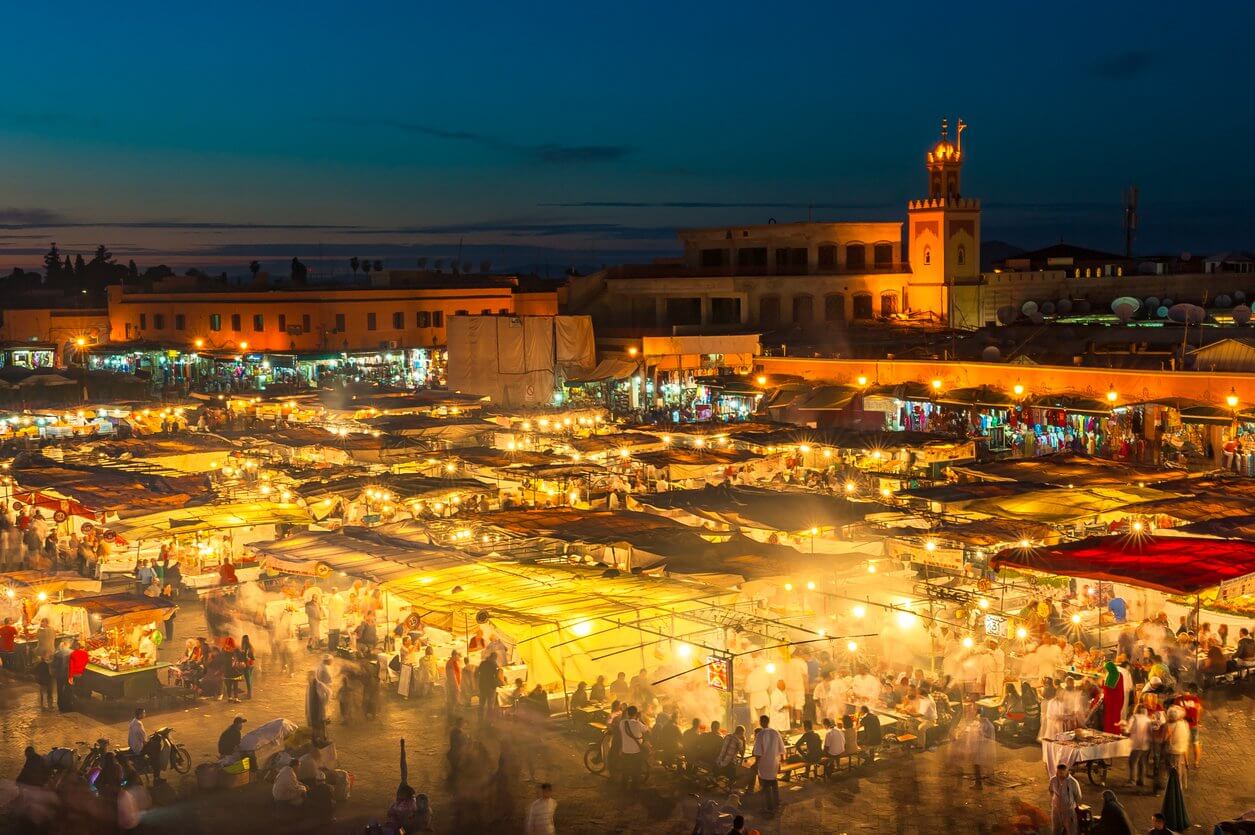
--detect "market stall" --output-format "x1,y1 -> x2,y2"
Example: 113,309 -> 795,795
39,592 -> 177,701
0,571 -> 100,671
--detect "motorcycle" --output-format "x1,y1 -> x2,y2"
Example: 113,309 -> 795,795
145,727 -> 192,776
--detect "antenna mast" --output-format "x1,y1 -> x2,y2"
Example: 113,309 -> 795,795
1123,186 -> 1139,258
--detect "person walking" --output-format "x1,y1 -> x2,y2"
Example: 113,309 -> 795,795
51,640 -> 72,712
238,635 -> 256,699
446,717 -> 467,784
159,585 -> 176,641
1124,705 -> 1154,788
616,706 -> 648,790
33,654 -> 54,709
445,650 -> 463,716
305,591 -> 324,651
1049,762 -> 1083,835
524,783 -> 557,835
476,650 -> 502,725
1164,707 -> 1190,789
306,669 -> 329,745
751,714 -> 785,813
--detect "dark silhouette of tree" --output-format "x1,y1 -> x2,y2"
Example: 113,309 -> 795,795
361,260 -> 372,277
349,257 -> 359,276
290,257 -> 308,286
92,244 -> 114,265
249,260 -> 261,281
63,256 -> 73,275
127,260 -> 139,280
74,254 -> 86,275
372,260 -> 383,272
43,243 -> 61,278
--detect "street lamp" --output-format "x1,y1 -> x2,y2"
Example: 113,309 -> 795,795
1227,388 -> 1239,409
1106,386 -> 1118,403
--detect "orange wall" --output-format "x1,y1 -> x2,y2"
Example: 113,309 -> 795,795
106,285 -> 523,352
0,308 -> 110,346
513,291 -> 560,317
755,356 -> 1255,410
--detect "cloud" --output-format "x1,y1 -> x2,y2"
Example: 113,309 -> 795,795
327,116 -> 631,166
1089,49 -> 1157,80
0,207 -> 70,226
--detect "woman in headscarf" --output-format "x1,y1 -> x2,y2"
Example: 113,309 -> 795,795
1091,789 -> 1134,835
1100,661 -> 1126,734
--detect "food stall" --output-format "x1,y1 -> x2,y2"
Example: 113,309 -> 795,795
0,570 -> 101,671
40,592 -> 177,701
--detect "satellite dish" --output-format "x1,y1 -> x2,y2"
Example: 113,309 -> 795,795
1144,297 -> 1159,311
475,610 -> 491,624
1235,291 -> 1246,303
1040,301 -> 1056,316
1021,300 -> 1039,316
1168,303 -> 1206,324
981,346 -> 1002,362
996,305 -> 1018,325
1161,298 -> 1174,308
1113,301 -> 1137,323
1074,299 -> 1092,315
1215,294 -> 1233,309
1055,298 -> 1072,316
1156,305 -> 1169,319
1233,305 -> 1252,326
1112,296 -> 1141,314
1028,312 -> 1045,325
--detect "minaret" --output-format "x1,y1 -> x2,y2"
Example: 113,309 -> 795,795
907,119 -> 982,327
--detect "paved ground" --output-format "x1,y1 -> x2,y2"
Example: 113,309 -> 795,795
0,599 -> 1250,834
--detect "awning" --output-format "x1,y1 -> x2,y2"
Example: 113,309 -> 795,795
113,501 -> 311,541
991,534 -> 1255,595
563,358 -> 637,385
937,385 -> 1017,408
796,385 -> 860,410
61,592 -> 177,629
1029,392 -> 1110,416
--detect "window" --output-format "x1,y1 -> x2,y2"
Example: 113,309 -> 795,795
736,247 -> 768,274
153,314 -> 165,330
699,248 -> 727,269
174,314 -> 185,331
334,313 -> 346,332
432,311 -> 444,327
253,314 -> 264,332
957,245 -> 966,266
852,293 -> 873,319
818,245 -> 837,270
366,312 -> 377,331
455,309 -> 468,316
210,314 -> 222,332
417,311 -> 431,327
498,308 -> 508,315
792,295 -> 814,325
710,297 -> 741,325
759,295 -> 781,328
230,313 -> 241,332
846,244 -> 866,270
923,247 -> 932,266
873,243 -> 893,269
824,294 -> 845,323
278,314 -> 287,333
880,293 -> 898,317
139,313 -> 147,330
392,312 -> 404,329
664,297 -> 702,326
302,314 -> 311,333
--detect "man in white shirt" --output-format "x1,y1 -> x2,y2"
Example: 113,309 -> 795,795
813,671 -> 836,723
822,717 -> 845,766
785,652 -> 809,724
851,667 -> 881,705
751,714 -> 785,813
525,782 -> 557,835
914,684 -> 939,748
1124,704 -> 1153,786
617,706 -> 648,789
766,680 -> 791,732
128,707 -> 148,757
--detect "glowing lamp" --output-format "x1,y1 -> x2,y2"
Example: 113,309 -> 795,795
1227,390 -> 1239,409
931,378 -> 942,391
856,375 -> 868,386
809,527 -> 819,536
239,341 -> 249,350
978,598 -> 989,610
445,463 -> 456,473
852,605 -> 866,618
1106,388 -> 1118,403
1019,539 -> 1031,549
75,337 -> 86,347
676,643 -> 693,659
1013,383 -> 1024,396
880,487 -> 892,498
846,641 -> 858,653
867,563 -> 877,574
194,338 -> 205,349
1015,627 -> 1028,640
896,611 -> 916,629
756,375 -> 767,386
694,438 -> 705,448
817,628 -> 826,637
1132,520 -> 1144,533
784,583 -> 793,591
36,591 -> 47,602
765,663 -> 776,675
822,449 -> 832,459
844,481 -> 856,493
572,620 -> 592,637
962,636 -> 974,648
924,540 -> 936,552
1070,613 -> 1082,625
4,589 -> 14,599
806,581 -> 816,591
627,346 -> 638,357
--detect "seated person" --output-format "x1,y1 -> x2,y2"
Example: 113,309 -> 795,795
795,719 -> 823,767
526,684 -> 550,715
651,713 -> 682,767
569,681 -> 590,711
695,720 -> 724,767
1203,646 -> 1229,677
272,756 -> 307,807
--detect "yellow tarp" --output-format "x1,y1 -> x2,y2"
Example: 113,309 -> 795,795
113,501 -> 311,541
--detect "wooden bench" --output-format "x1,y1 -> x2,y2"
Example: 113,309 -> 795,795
821,752 -> 857,777
778,761 -> 810,782
886,733 -> 918,753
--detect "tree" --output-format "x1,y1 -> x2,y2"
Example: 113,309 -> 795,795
290,257 -> 308,286
349,257 -> 359,276
43,243 -> 62,278
372,260 -> 383,272
361,260 -> 372,277
92,244 -> 114,265
249,260 -> 261,280
63,256 -> 73,276
74,254 -> 86,275
127,260 -> 139,280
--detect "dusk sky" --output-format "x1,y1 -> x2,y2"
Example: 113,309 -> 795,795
2,1 -> 1253,275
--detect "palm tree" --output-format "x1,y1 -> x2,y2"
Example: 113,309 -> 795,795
372,260 -> 383,272
350,257 -> 359,277
249,260 -> 261,280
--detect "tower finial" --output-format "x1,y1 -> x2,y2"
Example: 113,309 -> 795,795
940,118 -> 948,141
956,118 -> 967,153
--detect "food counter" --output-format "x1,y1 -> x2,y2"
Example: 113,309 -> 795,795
80,662 -> 171,701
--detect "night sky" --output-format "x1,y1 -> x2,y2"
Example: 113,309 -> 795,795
2,1 -> 1252,275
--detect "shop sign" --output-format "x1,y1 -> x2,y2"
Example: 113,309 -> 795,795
984,614 -> 1009,637
706,656 -> 729,691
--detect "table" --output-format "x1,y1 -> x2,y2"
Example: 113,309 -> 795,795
79,663 -> 171,701
1041,732 -> 1131,775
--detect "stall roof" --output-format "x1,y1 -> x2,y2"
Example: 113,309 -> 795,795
795,385 -> 860,411
633,484 -> 892,532
0,570 -> 100,597
1125,494 -> 1255,522
991,534 -> 1255,595
565,432 -> 660,453
903,518 -> 1058,548
729,426 -> 962,450
950,452 -> 1179,487
12,457 -> 211,517
113,501 -> 311,540
632,447 -> 760,468
1179,514 -> 1255,540
964,484 -> 1180,524
61,592 -> 177,628
359,414 -> 498,440
84,434 -> 238,458
936,385 -> 1016,408
564,358 -> 638,384
295,474 -> 493,501
898,481 -> 1042,504
451,446 -> 555,468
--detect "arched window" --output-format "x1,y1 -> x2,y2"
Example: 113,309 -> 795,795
957,245 -> 966,266
852,293 -> 873,319
873,243 -> 893,269
824,294 -> 845,323
923,247 -> 931,266
759,295 -> 781,328
845,244 -> 866,271
880,293 -> 898,317
792,295 -> 814,325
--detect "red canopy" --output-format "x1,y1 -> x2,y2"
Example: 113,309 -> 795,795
990,534 -> 1255,595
